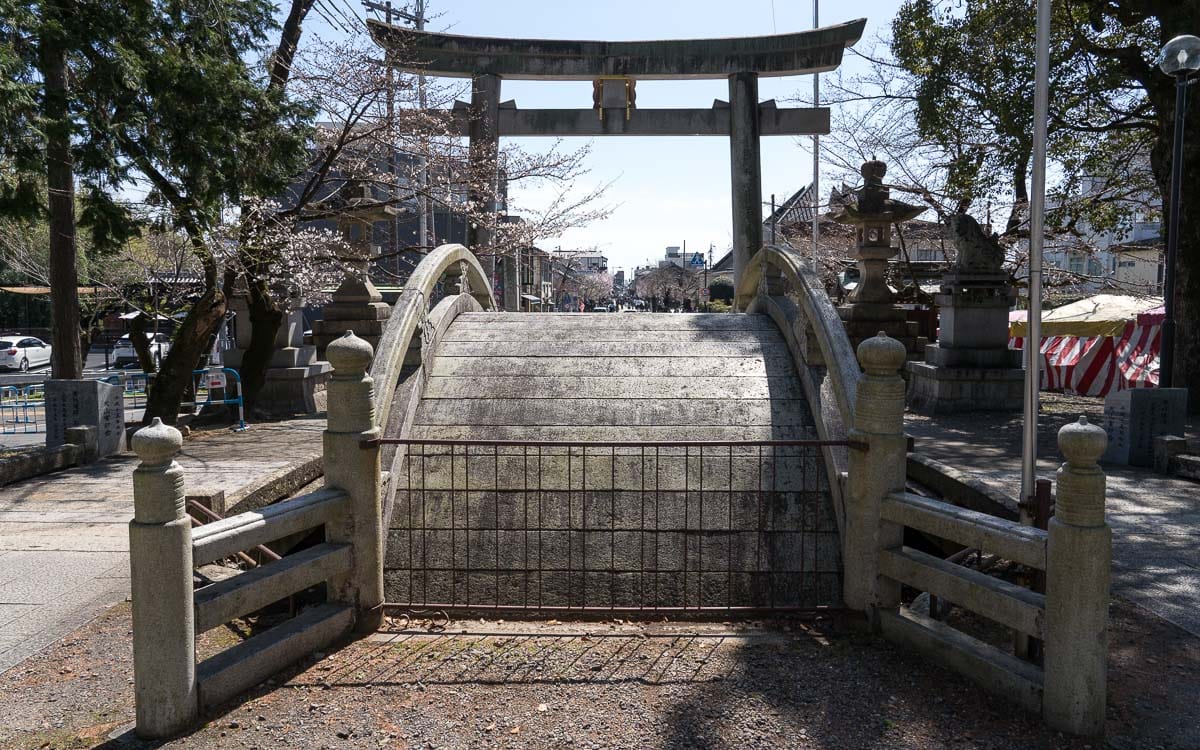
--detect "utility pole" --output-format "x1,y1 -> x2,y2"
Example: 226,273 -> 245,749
811,0 -> 821,273
363,0 -> 429,255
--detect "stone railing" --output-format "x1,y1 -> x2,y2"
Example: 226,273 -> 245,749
128,332 -> 383,739
734,244 -> 859,532
844,332 -> 1111,737
366,243 -> 496,528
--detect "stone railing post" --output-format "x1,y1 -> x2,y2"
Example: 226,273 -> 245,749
129,418 -> 197,739
323,331 -> 384,632
1043,416 -> 1111,736
843,332 -> 908,617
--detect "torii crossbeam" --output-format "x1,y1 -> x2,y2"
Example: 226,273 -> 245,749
368,18 -> 866,309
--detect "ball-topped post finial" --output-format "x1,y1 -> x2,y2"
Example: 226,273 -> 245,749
1058,415 -> 1108,469
326,330 -> 374,375
857,331 -> 907,376
132,417 -> 182,467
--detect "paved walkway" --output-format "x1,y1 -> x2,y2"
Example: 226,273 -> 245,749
906,394 -> 1200,637
0,418 -> 325,673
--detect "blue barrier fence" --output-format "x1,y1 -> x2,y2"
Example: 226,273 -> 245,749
102,367 -> 247,431
0,368 -> 247,438
0,384 -> 45,434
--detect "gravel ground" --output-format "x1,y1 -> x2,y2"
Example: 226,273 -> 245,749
1,595 -> 1197,750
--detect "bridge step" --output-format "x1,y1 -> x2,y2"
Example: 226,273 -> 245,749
879,546 -> 1045,637
194,543 -> 353,633
197,603 -> 352,711
878,607 -> 1043,713
415,312 -> 814,443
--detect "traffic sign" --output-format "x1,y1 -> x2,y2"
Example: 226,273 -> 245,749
689,253 -> 705,267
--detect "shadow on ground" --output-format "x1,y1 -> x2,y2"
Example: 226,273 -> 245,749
4,595 -> 1197,750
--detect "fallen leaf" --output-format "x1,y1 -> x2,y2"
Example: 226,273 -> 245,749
537,703 -> 548,713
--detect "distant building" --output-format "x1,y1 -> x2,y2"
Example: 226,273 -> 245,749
660,246 -> 706,270
578,254 -> 608,272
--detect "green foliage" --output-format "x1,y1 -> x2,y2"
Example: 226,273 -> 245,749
889,0 -> 1160,234
0,0 -> 315,249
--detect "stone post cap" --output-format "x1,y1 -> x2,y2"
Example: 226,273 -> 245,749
1058,416 -> 1107,468
857,331 -> 907,375
132,418 -> 182,466
327,330 -> 374,374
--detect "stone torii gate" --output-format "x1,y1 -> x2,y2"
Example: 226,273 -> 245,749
368,19 -> 866,310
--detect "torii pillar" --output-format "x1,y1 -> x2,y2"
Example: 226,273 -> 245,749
467,73 -> 519,312
729,72 -> 763,285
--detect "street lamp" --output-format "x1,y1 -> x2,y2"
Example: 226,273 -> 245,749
1157,33 -> 1200,388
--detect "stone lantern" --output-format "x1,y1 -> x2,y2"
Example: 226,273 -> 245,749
832,159 -> 925,355
311,182 -> 396,359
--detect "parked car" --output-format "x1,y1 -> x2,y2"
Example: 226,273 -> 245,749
112,332 -> 172,368
0,335 -> 52,372
590,306 -> 610,313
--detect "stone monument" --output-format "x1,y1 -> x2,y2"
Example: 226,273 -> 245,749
832,159 -> 927,357
1100,386 -> 1188,467
906,213 -> 1025,412
45,379 -> 125,457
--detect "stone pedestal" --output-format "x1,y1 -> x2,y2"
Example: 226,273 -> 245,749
224,293 -> 332,416
1100,387 -> 1188,467
907,270 -> 1025,413
311,273 -> 391,359
258,309 -> 331,416
45,379 -> 125,457
838,302 -> 925,358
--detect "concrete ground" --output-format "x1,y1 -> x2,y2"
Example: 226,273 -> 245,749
0,418 -> 325,674
906,393 -> 1200,637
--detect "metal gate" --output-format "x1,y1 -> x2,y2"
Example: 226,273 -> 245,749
374,438 -> 856,616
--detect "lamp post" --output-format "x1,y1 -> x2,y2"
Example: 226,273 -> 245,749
1157,34 -> 1200,389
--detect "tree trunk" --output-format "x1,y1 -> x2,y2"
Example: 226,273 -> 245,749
1006,150 -> 1031,236
143,285 -> 226,425
1152,78 -> 1200,412
128,314 -> 157,374
38,17 -> 83,379
238,277 -> 283,416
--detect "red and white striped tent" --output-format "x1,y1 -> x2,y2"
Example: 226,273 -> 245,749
1008,294 -> 1163,397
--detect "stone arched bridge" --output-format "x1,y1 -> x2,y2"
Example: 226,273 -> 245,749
367,243 -> 861,614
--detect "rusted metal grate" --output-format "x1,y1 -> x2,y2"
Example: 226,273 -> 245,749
375,438 -> 855,616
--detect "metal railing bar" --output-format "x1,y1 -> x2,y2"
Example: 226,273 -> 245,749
366,437 -> 867,450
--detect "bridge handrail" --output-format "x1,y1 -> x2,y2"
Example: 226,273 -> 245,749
736,243 -> 858,431
368,243 -> 496,432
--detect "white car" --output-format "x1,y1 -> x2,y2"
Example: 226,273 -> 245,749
0,335 -> 52,372
112,332 -> 173,368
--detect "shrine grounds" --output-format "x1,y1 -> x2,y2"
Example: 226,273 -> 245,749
2,393 -> 1198,749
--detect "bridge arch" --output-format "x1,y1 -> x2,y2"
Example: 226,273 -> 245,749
736,244 -> 860,530
367,243 -> 497,525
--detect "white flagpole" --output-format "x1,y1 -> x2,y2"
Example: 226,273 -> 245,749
811,0 -> 820,271
1021,0 -> 1051,513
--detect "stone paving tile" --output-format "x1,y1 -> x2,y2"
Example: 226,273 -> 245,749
0,604 -> 38,629
0,551 -> 127,604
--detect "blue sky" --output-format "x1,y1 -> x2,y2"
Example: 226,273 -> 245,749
309,0 -> 905,275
